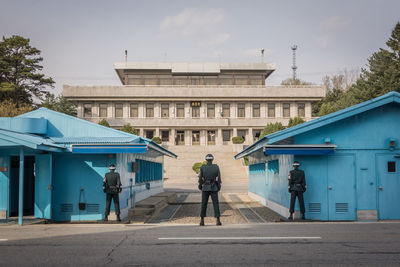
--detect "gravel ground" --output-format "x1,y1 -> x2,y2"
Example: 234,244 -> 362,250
166,203 -> 247,225
248,202 -> 285,222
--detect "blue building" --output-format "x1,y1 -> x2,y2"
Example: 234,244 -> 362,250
235,92 -> 400,221
0,108 -> 176,224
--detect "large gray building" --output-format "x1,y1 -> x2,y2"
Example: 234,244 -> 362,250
63,62 -> 325,147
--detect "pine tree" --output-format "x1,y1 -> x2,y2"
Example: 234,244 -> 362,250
0,35 -> 54,105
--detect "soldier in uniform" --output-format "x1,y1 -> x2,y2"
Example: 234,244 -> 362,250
288,161 -> 306,220
198,154 -> 222,226
103,164 -> 122,222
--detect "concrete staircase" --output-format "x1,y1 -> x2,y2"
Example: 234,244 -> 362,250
163,145 -> 248,185
128,192 -> 177,223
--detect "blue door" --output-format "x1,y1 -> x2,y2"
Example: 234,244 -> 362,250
35,154 -> 52,219
377,154 -> 400,219
327,155 -> 356,220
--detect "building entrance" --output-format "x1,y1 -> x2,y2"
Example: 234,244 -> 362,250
9,156 -> 35,217
207,130 -> 216,145
192,131 -> 200,145
176,131 -> 185,145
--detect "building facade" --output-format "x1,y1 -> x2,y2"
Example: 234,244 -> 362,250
63,62 -> 325,147
235,92 -> 400,221
0,108 -> 176,223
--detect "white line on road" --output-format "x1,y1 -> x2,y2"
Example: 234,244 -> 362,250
158,237 -> 321,240
0,239 -> 8,241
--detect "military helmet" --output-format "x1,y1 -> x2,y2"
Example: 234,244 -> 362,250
205,154 -> 214,161
293,161 -> 300,167
109,164 -> 116,170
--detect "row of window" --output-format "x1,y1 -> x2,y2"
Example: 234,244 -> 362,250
126,74 -> 264,86
143,129 -> 260,144
83,103 -> 306,118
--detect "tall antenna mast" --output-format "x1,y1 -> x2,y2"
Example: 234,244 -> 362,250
291,45 -> 297,81
261,48 -> 265,63
125,50 -> 128,63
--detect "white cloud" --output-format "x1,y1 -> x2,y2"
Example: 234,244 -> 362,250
319,16 -> 349,32
160,8 -> 230,46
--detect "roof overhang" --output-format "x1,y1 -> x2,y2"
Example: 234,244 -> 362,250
263,144 -> 337,155
71,144 -> 147,154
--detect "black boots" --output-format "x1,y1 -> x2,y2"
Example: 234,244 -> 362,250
216,217 -> 222,226
104,215 -> 108,222
301,214 -> 306,220
200,217 -> 205,226
116,215 -> 121,222
288,213 -> 293,220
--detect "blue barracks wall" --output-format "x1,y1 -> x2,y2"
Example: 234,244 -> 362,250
0,156 -> 10,218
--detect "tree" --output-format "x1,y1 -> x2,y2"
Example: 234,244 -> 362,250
98,119 -> 110,127
41,94 -> 77,116
281,78 -> 312,86
288,116 -> 305,127
0,99 -> 33,117
315,22 -> 400,116
152,136 -> 162,144
260,122 -> 285,138
120,123 -> 138,135
0,35 -> 54,105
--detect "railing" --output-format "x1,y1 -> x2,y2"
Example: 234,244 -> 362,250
121,84 -> 323,88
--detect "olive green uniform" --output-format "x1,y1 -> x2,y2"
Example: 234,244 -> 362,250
198,163 -> 221,218
103,171 -> 122,216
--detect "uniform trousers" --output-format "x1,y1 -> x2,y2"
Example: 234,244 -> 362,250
105,193 -> 120,215
289,191 -> 305,214
200,191 -> 221,218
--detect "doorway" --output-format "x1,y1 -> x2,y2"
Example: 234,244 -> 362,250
176,131 -> 185,145
9,156 -> 35,217
192,131 -> 200,145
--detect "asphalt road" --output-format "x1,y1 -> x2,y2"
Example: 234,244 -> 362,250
1,222 -> 400,266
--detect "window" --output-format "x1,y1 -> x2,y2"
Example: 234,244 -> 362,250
253,129 -> 262,141
237,103 -> 245,118
115,103 -> 123,118
237,129 -> 246,140
298,103 -> 305,117
222,130 -> 231,142
146,103 -> 154,118
99,103 -> 107,117
127,75 -> 142,85
283,103 -> 290,117
176,103 -> 185,118
159,75 -> 172,85
268,160 -> 279,174
388,161 -> 396,173
161,130 -> 169,142
83,103 -> 92,118
235,75 -> 248,85
190,76 -> 201,85
145,130 -> 154,139
250,75 -> 263,85
252,103 -> 260,117
267,103 -> 275,118
173,76 -> 188,86
222,103 -> 230,117
161,103 -> 169,118
207,104 -> 215,118
130,103 -> 138,118
176,131 -> 185,145
219,74 -> 233,85
204,76 -> 218,85
192,106 -> 200,118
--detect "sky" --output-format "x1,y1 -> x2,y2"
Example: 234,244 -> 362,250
1,0 -> 399,95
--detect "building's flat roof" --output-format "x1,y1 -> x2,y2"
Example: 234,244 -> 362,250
114,62 -> 276,84
114,62 -> 276,72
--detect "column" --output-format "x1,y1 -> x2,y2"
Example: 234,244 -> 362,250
170,129 -> 176,146
305,102 -> 312,119
139,128 -> 144,137
200,130 -> 207,146
123,102 -> 129,118
154,102 -> 160,118
291,103 -> 297,118
139,103 -> 145,118
276,102 -> 282,118
248,128 -> 253,144
93,103 -> 99,118
155,128 -> 160,138
215,103 -> 222,118
185,102 -> 190,118
246,103 -> 251,118
107,103 -> 113,118
260,102 -> 267,118
217,128 -> 223,145
77,103 -> 83,118
185,130 -> 191,146
233,128 -> 238,137
18,147 -> 24,226
231,103 -> 237,118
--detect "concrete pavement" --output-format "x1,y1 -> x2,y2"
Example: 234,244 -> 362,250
1,222 -> 400,266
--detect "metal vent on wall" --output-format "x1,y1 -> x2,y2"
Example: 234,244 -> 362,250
61,204 -> 73,213
87,204 -> 100,213
336,203 -> 349,213
308,203 -> 321,213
